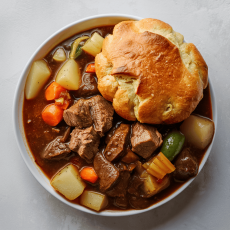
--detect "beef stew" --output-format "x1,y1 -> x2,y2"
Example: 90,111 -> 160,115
23,25 -> 214,212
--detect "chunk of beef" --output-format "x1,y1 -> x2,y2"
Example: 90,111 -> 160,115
127,173 -> 144,197
60,126 -> 71,143
104,121 -> 124,145
122,149 -> 140,163
129,196 -> 150,209
63,99 -> 93,128
131,122 -> 163,159
69,126 -> 100,162
94,153 -> 119,192
106,171 -> 130,197
114,161 -> 136,173
105,126 -> 116,145
70,156 -> 85,170
173,148 -> 198,181
114,196 -> 128,209
114,162 -> 128,171
104,124 -> 130,162
73,73 -> 99,97
63,95 -> 114,137
42,137 -> 71,160
127,163 -> 136,172
88,95 -> 114,137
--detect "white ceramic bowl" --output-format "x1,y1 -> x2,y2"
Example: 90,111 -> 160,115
13,14 -> 217,217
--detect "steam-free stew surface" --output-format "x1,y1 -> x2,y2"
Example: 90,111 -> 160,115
23,25 -> 212,211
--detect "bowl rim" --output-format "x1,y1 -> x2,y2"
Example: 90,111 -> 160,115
13,13 -> 217,217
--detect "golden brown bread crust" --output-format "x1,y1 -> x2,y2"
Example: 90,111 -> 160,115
95,18 -> 208,124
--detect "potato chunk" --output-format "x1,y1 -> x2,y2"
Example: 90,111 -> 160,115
56,59 -> 81,90
51,164 -> 86,200
141,172 -> 170,198
25,60 -> 51,99
136,161 -> 170,197
180,115 -> 214,149
82,33 -> 104,56
53,48 -> 66,62
80,191 -> 108,211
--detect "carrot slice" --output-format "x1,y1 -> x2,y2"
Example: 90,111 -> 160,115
80,167 -> 98,183
45,82 -> 67,101
85,63 -> 95,73
42,104 -> 63,126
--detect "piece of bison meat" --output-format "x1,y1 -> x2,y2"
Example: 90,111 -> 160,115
69,126 -> 100,162
104,123 -> 130,162
42,137 -> 71,160
173,148 -> 199,181
94,153 -> 119,192
131,122 -> 163,159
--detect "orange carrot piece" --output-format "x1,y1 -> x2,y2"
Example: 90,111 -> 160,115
45,82 -> 67,101
80,167 -> 98,183
85,63 -> 95,73
42,104 -> 63,126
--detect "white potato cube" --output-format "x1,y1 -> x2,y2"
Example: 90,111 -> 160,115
80,191 -> 108,211
25,60 -> 51,99
51,164 -> 86,200
141,172 -> 170,198
82,33 -> 104,56
180,115 -> 214,149
55,59 -> 81,90
53,48 -> 66,62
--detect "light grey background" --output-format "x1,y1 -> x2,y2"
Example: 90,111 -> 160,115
1,0 -> 229,229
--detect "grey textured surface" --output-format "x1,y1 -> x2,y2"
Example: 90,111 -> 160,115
1,0 -> 229,229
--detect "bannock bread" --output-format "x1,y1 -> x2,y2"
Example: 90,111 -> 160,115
95,18 -> 208,124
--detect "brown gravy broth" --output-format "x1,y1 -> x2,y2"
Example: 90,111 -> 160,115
23,25 -> 213,211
